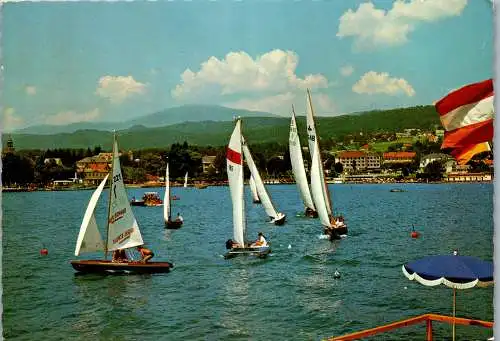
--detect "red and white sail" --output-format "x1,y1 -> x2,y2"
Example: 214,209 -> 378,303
227,119 -> 245,246
435,79 -> 494,164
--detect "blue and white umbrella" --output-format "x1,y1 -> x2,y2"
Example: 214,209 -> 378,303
402,251 -> 493,341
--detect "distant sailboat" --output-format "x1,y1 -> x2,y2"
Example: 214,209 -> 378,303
71,133 -> 174,274
224,118 -> 271,259
164,163 -> 183,229
305,89 -> 347,239
183,172 -> 188,188
249,175 -> 261,204
289,105 -> 318,218
242,135 -> 286,226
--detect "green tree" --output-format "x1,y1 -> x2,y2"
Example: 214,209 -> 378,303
334,162 -> 344,174
423,160 -> 444,181
2,154 -> 35,185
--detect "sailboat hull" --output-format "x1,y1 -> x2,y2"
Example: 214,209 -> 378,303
70,260 -> 173,274
305,208 -> 319,218
224,247 -> 271,259
165,220 -> 183,229
273,215 -> 286,226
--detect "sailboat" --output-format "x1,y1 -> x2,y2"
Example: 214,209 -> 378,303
164,163 -> 183,229
289,105 -> 318,218
224,118 -> 271,259
183,172 -> 188,188
242,135 -> 286,225
305,89 -> 348,239
70,134 -> 174,274
249,175 -> 261,204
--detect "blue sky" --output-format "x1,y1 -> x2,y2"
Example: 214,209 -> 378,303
1,0 -> 494,130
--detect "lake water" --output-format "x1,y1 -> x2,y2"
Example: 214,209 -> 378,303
2,183 -> 493,340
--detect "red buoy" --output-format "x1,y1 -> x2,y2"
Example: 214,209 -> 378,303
411,231 -> 420,239
40,248 -> 48,255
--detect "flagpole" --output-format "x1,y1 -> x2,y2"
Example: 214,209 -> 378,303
453,287 -> 456,341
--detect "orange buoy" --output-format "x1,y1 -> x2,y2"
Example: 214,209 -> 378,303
40,248 -> 48,255
411,231 -> 420,239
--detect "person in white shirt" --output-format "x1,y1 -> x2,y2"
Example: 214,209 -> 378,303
251,232 -> 268,247
176,213 -> 183,222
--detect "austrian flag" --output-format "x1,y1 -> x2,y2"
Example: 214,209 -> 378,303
435,79 -> 494,164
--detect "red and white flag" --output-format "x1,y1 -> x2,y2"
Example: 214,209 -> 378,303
435,79 -> 494,164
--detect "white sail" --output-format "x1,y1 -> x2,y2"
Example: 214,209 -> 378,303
305,89 -> 333,215
310,145 -> 332,228
289,107 -> 316,211
241,136 -> 279,219
249,175 -> 260,202
163,164 -> 170,222
227,119 -> 245,246
74,175 -> 108,256
106,138 -> 144,252
184,172 -> 188,188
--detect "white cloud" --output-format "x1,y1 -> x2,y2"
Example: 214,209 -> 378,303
314,93 -> 337,114
225,91 -> 337,116
340,65 -> 354,77
225,92 -> 296,114
2,107 -> 25,131
25,86 -> 37,95
352,71 -> 415,96
96,75 -> 147,104
337,0 -> 467,49
172,49 -> 328,101
44,108 -> 100,125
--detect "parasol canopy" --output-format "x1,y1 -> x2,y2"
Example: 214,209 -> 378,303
402,251 -> 493,341
402,254 -> 493,289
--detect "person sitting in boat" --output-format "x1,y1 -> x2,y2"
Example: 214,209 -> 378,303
136,245 -> 154,263
251,232 -> 268,247
175,213 -> 183,222
112,249 -> 128,263
225,239 -> 242,249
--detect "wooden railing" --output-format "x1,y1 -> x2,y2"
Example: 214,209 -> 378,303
328,313 -> 493,341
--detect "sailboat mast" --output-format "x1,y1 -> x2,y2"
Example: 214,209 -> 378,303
104,132 -> 116,260
307,89 -> 334,216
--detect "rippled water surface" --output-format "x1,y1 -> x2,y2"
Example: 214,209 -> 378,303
2,183 -> 493,340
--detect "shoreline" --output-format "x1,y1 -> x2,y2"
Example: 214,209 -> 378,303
2,179 -> 493,192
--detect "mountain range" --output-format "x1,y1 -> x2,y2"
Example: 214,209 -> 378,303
6,104 -> 441,150
13,105 -> 278,135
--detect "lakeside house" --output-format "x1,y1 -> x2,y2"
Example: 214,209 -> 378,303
336,150 -> 381,172
76,152 -> 120,185
202,155 -> 217,173
383,151 -> 416,166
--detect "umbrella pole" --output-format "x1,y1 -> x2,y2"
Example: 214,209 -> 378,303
452,287 -> 456,341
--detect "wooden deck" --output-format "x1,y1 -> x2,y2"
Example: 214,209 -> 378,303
327,313 -> 493,341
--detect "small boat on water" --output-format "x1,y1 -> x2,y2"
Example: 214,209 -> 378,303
242,135 -> 286,226
143,192 -> 163,206
289,105 -> 318,218
130,197 -> 145,206
130,192 -> 163,206
164,163 -> 183,229
390,188 -> 406,192
70,133 -> 173,274
224,118 -> 272,259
